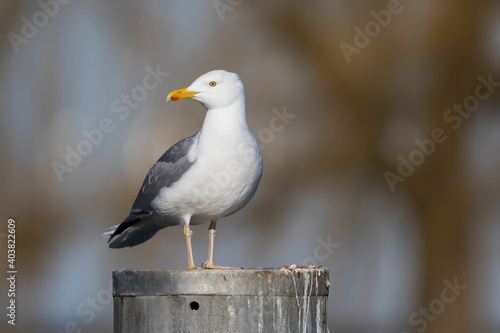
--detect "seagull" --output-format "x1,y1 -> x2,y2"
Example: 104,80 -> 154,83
102,70 -> 263,269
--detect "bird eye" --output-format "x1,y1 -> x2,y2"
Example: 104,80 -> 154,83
209,81 -> 217,87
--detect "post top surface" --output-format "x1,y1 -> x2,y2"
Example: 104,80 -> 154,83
113,267 -> 330,297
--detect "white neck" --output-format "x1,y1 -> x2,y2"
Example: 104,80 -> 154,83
199,97 -> 250,143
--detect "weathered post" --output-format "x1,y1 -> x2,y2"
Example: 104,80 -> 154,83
113,268 -> 329,332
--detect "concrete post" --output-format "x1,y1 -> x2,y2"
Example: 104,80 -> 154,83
113,268 -> 329,332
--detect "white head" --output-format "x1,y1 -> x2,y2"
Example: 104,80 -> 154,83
167,70 -> 245,110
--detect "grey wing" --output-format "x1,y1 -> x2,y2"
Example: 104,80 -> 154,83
131,132 -> 199,212
107,132 -> 199,246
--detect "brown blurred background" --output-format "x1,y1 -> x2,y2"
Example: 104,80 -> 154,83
1,0 -> 500,332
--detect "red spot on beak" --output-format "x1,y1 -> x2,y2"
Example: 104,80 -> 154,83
172,96 -> 179,101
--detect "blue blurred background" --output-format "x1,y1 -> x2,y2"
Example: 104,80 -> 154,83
1,1 -> 500,332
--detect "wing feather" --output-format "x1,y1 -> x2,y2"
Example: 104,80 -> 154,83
131,132 -> 199,212
108,132 -> 199,245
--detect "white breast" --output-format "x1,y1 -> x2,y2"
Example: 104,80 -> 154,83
152,130 -> 262,223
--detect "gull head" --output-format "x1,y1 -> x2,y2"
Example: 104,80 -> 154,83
166,70 -> 245,110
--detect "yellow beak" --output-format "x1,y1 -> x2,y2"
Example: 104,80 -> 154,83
166,87 -> 198,102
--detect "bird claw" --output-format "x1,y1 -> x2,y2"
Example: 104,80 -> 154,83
201,260 -> 242,269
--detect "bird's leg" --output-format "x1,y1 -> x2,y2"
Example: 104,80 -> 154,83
184,225 -> 197,269
202,220 -> 242,269
202,220 -> 216,268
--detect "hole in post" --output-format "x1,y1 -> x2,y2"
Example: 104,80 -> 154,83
190,301 -> 200,311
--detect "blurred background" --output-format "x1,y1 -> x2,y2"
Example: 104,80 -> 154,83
1,0 -> 499,332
